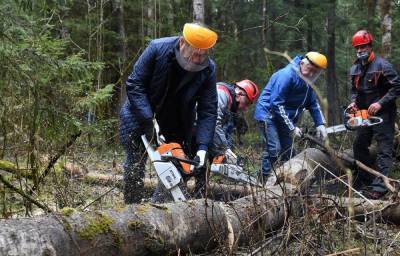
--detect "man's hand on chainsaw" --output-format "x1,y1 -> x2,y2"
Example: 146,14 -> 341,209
315,125 -> 327,141
194,150 -> 207,168
368,102 -> 382,115
293,127 -> 303,138
142,118 -> 154,141
225,148 -> 238,164
347,102 -> 358,113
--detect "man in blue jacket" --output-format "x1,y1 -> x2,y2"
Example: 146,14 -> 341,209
119,23 -> 218,204
254,52 -> 328,182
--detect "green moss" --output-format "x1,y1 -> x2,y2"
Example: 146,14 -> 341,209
127,220 -> 145,231
60,207 -> 75,217
136,204 -> 152,215
77,212 -> 114,240
111,229 -> 122,248
112,202 -> 126,213
0,160 -> 17,171
54,159 -> 67,174
143,232 -> 165,252
60,216 -> 72,232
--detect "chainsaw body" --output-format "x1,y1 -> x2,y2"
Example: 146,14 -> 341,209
141,135 -> 187,202
143,132 -> 262,202
210,155 -> 261,187
326,108 -> 384,134
344,108 -> 383,130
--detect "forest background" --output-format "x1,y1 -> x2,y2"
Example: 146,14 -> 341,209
0,0 -> 399,216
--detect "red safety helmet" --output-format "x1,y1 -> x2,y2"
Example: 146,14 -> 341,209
352,30 -> 374,47
235,79 -> 259,103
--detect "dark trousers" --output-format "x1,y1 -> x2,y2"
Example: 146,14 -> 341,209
121,131 -> 147,204
258,113 -> 295,176
353,111 -> 395,193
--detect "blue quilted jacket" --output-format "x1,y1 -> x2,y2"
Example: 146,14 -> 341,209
119,36 -> 217,150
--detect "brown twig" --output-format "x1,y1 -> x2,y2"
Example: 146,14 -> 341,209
325,247 -> 361,256
0,174 -> 51,213
30,130 -> 82,194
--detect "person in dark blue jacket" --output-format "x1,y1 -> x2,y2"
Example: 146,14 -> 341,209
254,52 -> 328,183
119,23 -> 218,204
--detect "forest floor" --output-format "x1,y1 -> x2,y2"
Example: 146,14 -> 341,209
2,132 -> 400,255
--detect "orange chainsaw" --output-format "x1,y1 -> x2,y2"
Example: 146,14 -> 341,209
325,107 -> 383,134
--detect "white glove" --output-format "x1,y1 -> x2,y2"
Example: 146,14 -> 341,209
225,148 -> 238,164
293,127 -> 303,138
316,125 -> 328,141
195,150 -> 207,168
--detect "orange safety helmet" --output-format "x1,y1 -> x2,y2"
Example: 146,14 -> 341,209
352,30 -> 374,47
182,23 -> 218,50
235,79 -> 259,103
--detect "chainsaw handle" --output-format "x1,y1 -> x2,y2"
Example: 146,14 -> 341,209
161,155 -> 200,166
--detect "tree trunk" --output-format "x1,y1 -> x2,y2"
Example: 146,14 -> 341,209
114,0 -> 127,110
268,148 -> 338,189
192,0 -> 204,23
326,0 -> 339,125
305,3 -> 313,51
146,1 -> 154,39
366,0 -> 377,32
2,148 -> 400,255
262,0 -> 268,48
378,0 -> 392,58
0,186 -> 289,256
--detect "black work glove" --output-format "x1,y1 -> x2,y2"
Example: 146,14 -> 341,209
141,119 -> 154,141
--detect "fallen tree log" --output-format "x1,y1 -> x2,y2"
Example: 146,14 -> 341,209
0,185 -> 291,256
83,172 -> 254,199
2,145 -> 400,256
267,147 -> 337,188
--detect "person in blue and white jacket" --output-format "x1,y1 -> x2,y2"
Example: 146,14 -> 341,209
254,52 -> 328,182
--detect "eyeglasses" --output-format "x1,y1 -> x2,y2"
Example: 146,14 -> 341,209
181,42 -> 209,64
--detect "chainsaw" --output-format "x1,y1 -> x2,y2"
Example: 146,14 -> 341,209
210,154 -> 261,187
142,135 -> 190,202
325,107 -> 383,134
142,123 -> 262,202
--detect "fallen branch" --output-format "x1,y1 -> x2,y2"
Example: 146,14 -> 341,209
325,247 -> 361,256
304,134 -> 398,192
0,174 -> 51,213
30,130 -> 82,194
0,160 -> 32,179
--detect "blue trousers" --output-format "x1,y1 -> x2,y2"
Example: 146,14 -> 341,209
258,115 -> 295,176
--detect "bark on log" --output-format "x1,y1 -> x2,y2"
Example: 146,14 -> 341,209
83,172 -> 253,200
0,186 -> 290,256
2,142 -> 400,256
268,147 -> 337,188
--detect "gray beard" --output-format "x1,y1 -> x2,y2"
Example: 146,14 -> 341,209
174,47 -> 209,72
